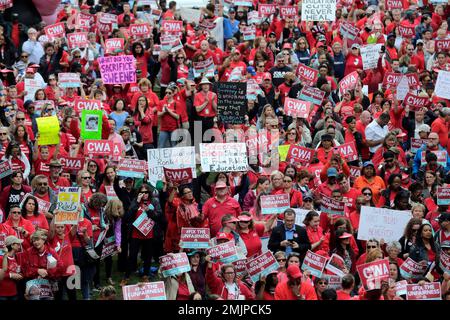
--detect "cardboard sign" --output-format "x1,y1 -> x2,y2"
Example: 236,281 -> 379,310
284,98 -> 311,119
258,4 -> 277,16
334,141 -> 358,161
55,187 -> 81,225
57,156 -> 84,171
410,138 -> 429,153
98,55 -> 136,85
163,167 -> 193,184
123,282 -> 166,300
420,150 -> 447,167
395,280 -> 408,296
357,206 -> 412,242
242,25 -> 256,41
356,258 -> 390,290
100,236 -> 118,260
133,212 -> 155,236
299,85 -> 325,105
399,257 -> 428,279
147,147 -> 196,186
325,253 -> 347,277
398,25 -> 415,38
180,228 -> 210,249
360,44 -> 381,70
81,110 -> 103,140
435,39 -> 450,52
301,250 -> 328,278
19,193 -> 51,213
217,82 -> 247,124
403,92 -> 429,110
439,250 -> 450,273
435,70 -> 450,100
161,20 -> 183,36
129,23 -> 151,38
44,22 -> 66,41
58,73 -> 81,88
385,0 -> 403,10
36,116 -> 60,146
301,0 -> 336,21
246,251 -> 280,283
383,72 -> 420,90
296,64 -> 319,86
339,21 -> 359,40
321,195 -> 345,216
160,252 -> 191,277
437,187 -> 450,206
406,282 -> 442,300
293,208 -> 314,227
286,145 -> 314,165
339,71 -> 358,95
260,194 -> 290,215
0,160 -> 12,179
67,32 -> 89,49
206,242 -> 240,264
117,158 -> 147,178
105,38 -> 124,54
280,6 -> 297,18
84,140 -> 114,156
199,143 -> 248,172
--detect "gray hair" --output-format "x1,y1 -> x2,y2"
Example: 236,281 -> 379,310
386,241 -> 401,252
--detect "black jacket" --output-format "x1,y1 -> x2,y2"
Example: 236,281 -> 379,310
268,224 -> 311,261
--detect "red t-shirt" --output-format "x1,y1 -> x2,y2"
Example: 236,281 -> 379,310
194,91 -> 217,118
239,224 -> 265,258
24,213 -> 49,231
69,218 -> 93,248
203,196 -> 241,237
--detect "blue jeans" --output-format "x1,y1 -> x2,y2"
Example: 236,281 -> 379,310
158,131 -> 174,148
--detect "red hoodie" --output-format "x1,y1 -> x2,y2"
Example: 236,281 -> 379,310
23,244 -> 64,280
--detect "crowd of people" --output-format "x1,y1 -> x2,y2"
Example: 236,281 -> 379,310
0,0 -> 449,301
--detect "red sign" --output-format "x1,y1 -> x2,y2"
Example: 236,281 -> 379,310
232,259 -> 248,276
440,250 -> 450,273
321,194 -> 345,216
129,23 -> 151,38
296,64 -> 318,86
76,13 -> 93,30
159,253 -> 191,277
258,4 -> 277,16
403,92 -> 429,110
122,282 -> 166,300
406,282 -> 441,300
399,257 -> 428,279
162,20 -> 183,36
58,156 -> 85,171
349,166 -> 361,179
0,160 -> 12,179
97,21 -> 112,34
287,145 -> 314,165
44,22 -> 66,40
385,0 -> 403,10
133,212 -> 155,236
105,38 -> 124,54
357,258 -> 390,290
163,167 -> 193,184
117,158 -> 147,178
284,98 -> 310,118
398,25 -> 415,38
383,72 -> 420,90
75,99 -> 103,112
67,32 -> 89,49
206,241 -> 239,263
280,6 -> 297,18
437,187 -> 450,205
339,71 -> 359,94
410,138 -> 428,153
246,251 -> 279,282
301,250 -> 328,278
99,13 -> 118,24
335,141 -> 358,161
84,140 -> 114,156
435,39 -> 450,52
260,194 -> 290,215
299,85 -> 325,105
180,228 -> 210,248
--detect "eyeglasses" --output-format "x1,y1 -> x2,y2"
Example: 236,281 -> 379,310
283,180 -> 292,183
38,182 -> 48,186
166,91 -> 173,95
176,57 -> 184,60
74,55 -> 81,58
367,245 -> 377,249
287,132 -> 296,136
224,271 -> 235,275
11,211 -> 21,214
139,191 -> 150,194
318,281 -> 328,285
16,118 -> 25,121
47,108 -> 55,112
0,133 -> 7,135
277,258 -> 286,262
82,177 -> 90,179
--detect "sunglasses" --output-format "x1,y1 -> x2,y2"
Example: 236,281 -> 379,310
304,199 -> 313,202
257,65 -> 265,68
0,133 -> 8,135
38,182 -> 48,186
74,55 -> 81,58
11,211 -> 21,214
82,177 -> 90,179
16,118 -> 25,121
139,191 -> 150,194
176,57 -> 184,60
367,245 -> 377,249
318,281 -> 328,285
277,258 -> 286,262
363,193 -> 372,196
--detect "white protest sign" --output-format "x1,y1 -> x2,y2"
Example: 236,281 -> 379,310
396,76 -> 409,101
301,0 -> 336,21
357,206 -> 412,242
200,143 -> 248,172
360,44 -> 381,70
293,208 -> 315,227
25,79 -> 43,102
435,70 -> 450,100
147,146 -> 196,186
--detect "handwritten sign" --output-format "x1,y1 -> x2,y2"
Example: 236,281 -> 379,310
180,228 -> 210,249
284,98 -> 310,119
36,116 -> 60,145
55,187 -> 81,225
117,158 -> 147,178
98,55 -> 136,84
163,167 -> 193,184
357,206 -> 412,242
207,242 -> 240,264
24,78 -> 42,102
286,145 -> 314,165
301,250 -> 328,278
246,251 -> 280,283
399,257 -> 428,279
260,194 -> 290,215
199,143 -> 248,172
133,212 -> 155,236
360,44 -> 381,70
301,0 -> 336,21
123,281 -> 166,300
217,82 -> 247,124
356,258 -> 390,290
435,70 -> 450,100
406,282 -> 441,300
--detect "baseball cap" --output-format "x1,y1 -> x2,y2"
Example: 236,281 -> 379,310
263,72 -> 272,81
363,161 -> 375,168
351,43 -> 360,49
49,159 -> 62,167
387,33 -> 396,40
417,124 -> 430,133
269,32 -> 276,37
416,39 -> 424,45
247,66 -> 256,76
286,265 -> 302,279
283,42 -> 293,50
229,8 -> 236,13
216,232 -> 233,241
383,151 -> 395,160
5,235 -> 24,246
303,192 -> 313,201
224,216 -> 240,223
339,232 -> 352,239
238,215 -> 252,222
215,181 -> 227,189
208,38 -> 217,45
327,167 -> 338,177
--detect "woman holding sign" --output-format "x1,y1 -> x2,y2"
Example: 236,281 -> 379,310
2,142 -> 31,181
409,222 -> 440,279
21,195 -> 49,232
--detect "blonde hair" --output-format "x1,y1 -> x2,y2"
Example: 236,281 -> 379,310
76,170 -> 90,185
104,199 -> 124,220
138,78 -> 152,88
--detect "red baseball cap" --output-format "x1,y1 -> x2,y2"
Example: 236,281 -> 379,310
282,42 -> 293,49
339,232 -> 352,239
286,265 -> 302,279
263,72 -> 272,81
215,181 -> 227,189
225,216 -> 240,223
216,232 -> 233,241
238,215 -> 252,222
25,67 -> 35,74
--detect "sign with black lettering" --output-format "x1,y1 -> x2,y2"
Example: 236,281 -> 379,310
217,82 -> 247,125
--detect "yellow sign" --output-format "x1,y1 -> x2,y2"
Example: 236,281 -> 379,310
36,116 -> 60,145
278,145 -> 290,162
56,187 -> 81,225
54,211 -> 79,225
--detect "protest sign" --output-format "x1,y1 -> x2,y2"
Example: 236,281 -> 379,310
81,110 -> 103,140
334,141 -> 358,161
36,116 -> 60,145
44,22 -> 65,40
98,55 -> 136,84
435,39 -> 450,52
258,4 -> 277,16
349,166 -> 361,179
324,275 -> 342,290
200,143 -> 248,172
356,258 -> 390,290
58,73 -> 81,88
299,85 -> 325,105
339,21 -> 359,40
147,147 -> 196,186
420,150 -> 447,167
296,64 -> 319,86
406,282 -> 442,300
278,145 -> 290,162
105,186 -> 119,201
321,195 -> 345,215
286,145 -> 314,165
162,20 -> 183,36
0,0 -> 12,10
84,140 -> 114,156
301,0 -> 336,21
399,257 -> 428,279
100,236 -> 118,260
160,252 -> 191,277
207,242 -> 240,264
217,82 -> 247,124
293,208 -> 314,227
357,206 -> 412,242
435,70 -> 450,100
67,32 -> 89,49
24,78 -> 42,102
193,57 -> 214,76
242,25 -> 256,41
123,281 -> 166,300
0,160 -> 12,179
396,76 -> 409,101
75,99 -> 103,112
437,187 -> 450,205
280,6 -> 297,18
233,259 -> 248,277
339,71 -> 358,95
180,228 -> 210,249
20,193 -> 51,214
395,280 -> 408,296
247,79 -> 263,100
76,12 -> 92,30
284,98 -> 311,119
403,92 -> 429,110
105,38 -> 125,54
247,11 -> 261,25
246,251 -> 280,283
301,250 -> 328,278
383,72 -> 420,90
385,0 -> 403,10
33,100 -> 54,115
360,44 -> 381,70
163,167 -> 193,184
99,12 -> 118,24
439,250 -> 450,273
398,25 -> 415,38
325,254 -> 347,277
260,194 -> 290,215
133,212 -> 155,236
58,156 -> 84,171
117,158 -> 147,178
25,279 -> 53,300
410,138 -> 428,153
55,187 -> 81,225
129,23 -> 151,38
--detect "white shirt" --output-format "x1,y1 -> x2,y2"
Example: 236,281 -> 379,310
22,40 -> 45,65
365,119 -> 388,153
